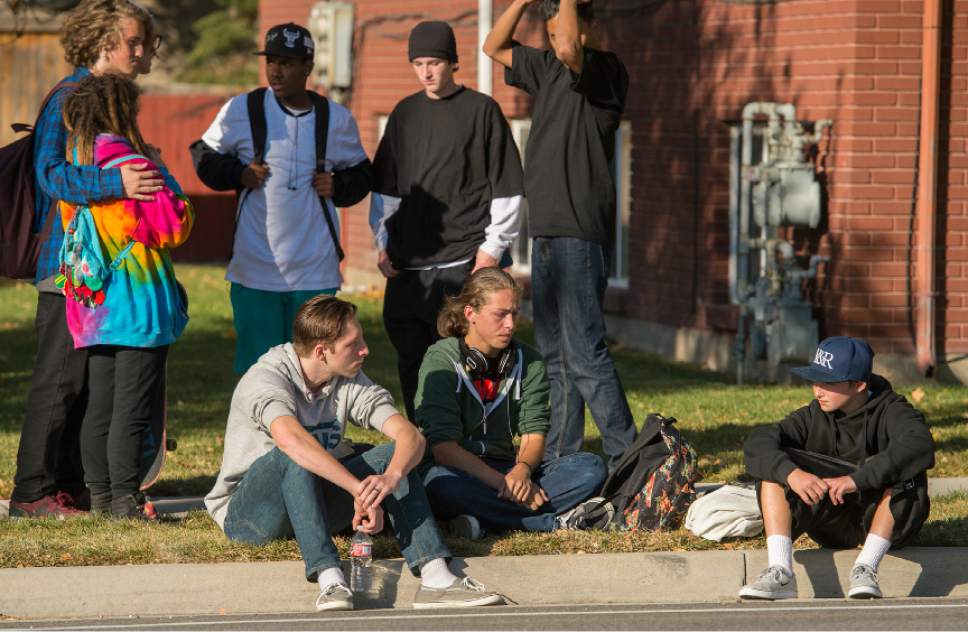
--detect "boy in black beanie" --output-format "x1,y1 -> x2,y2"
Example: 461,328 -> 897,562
370,20 -> 524,421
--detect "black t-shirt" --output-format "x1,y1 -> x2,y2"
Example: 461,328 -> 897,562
505,45 -> 628,248
373,87 -> 524,268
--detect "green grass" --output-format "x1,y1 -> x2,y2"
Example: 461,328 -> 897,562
1,264 -> 966,567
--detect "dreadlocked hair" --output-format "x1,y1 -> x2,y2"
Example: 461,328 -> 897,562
61,0 -> 153,69
437,267 -> 521,339
63,73 -> 150,166
538,0 -> 595,21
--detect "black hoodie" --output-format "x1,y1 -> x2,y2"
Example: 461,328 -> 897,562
744,374 -> 936,491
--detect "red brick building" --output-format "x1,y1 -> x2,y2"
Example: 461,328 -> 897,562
9,2 -> 961,382
255,0 -> 966,384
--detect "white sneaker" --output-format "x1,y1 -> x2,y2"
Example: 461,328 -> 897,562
739,565 -> 798,600
315,583 -> 353,611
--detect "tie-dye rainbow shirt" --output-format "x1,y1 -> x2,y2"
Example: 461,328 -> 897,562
60,134 -> 195,349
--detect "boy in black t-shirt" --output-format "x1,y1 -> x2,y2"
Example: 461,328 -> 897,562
370,21 -> 524,420
484,0 -> 636,470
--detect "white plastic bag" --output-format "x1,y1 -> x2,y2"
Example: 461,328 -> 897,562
684,484 -> 763,542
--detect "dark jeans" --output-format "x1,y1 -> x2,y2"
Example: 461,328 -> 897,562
383,264 -> 470,420
531,237 -> 636,468
80,345 -> 168,499
422,452 -> 607,532
11,291 -> 87,503
224,440 -> 451,582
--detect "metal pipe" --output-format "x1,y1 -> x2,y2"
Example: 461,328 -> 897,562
478,0 -> 493,95
729,126 -> 741,303
916,0 -> 942,375
739,102 -> 769,302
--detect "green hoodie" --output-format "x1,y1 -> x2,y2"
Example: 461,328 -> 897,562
414,337 -> 550,461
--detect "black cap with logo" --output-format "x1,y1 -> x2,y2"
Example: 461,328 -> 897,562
255,23 -> 315,58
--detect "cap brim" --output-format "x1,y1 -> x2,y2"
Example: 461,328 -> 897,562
789,365 -> 842,383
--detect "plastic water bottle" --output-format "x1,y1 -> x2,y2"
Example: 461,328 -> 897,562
350,528 -> 373,595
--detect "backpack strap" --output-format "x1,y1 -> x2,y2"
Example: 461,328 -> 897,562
16,79 -> 79,135
246,88 -> 268,164
102,153 -> 149,169
308,91 -> 344,262
102,153 -> 149,268
224,88 -> 269,263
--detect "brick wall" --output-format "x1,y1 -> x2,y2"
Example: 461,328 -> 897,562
602,0 -> 966,366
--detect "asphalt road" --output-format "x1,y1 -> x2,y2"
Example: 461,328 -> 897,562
4,599 -> 968,631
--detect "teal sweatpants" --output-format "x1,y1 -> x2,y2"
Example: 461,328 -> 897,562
230,283 -> 337,374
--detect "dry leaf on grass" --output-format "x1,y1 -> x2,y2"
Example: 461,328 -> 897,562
911,387 -> 926,403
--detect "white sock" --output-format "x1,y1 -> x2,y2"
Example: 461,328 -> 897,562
854,533 -> 891,572
420,557 -> 458,589
317,566 -> 346,590
767,535 -> 794,573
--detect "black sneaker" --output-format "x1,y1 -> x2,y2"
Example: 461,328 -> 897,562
110,492 -> 158,521
449,515 -> 484,540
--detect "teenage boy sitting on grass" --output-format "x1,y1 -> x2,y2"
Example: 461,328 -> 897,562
740,336 -> 935,601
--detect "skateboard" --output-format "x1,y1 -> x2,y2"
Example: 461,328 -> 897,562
138,368 -> 175,490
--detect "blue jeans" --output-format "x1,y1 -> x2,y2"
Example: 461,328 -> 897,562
422,452 -> 606,532
531,237 -> 637,469
224,435 -> 451,582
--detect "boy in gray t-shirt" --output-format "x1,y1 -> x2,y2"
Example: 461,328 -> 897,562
206,295 -> 503,612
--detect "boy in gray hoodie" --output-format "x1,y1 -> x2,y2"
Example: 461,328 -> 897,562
206,295 -> 503,612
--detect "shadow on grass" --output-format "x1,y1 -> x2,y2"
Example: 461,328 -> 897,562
916,515 -> 968,547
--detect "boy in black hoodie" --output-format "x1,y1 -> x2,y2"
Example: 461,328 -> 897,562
740,337 -> 934,601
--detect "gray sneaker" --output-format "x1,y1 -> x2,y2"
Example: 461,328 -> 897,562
315,583 -> 353,612
739,565 -> 798,600
555,497 -> 612,530
449,514 -> 484,540
848,563 -> 883,599
413,577 -> 504,609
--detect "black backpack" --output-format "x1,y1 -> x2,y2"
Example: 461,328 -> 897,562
0,82 -> 74,279
190,88 -> 343,261
584,413 -> 701,531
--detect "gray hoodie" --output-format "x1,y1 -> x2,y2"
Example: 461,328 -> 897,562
205,343 -> 399,529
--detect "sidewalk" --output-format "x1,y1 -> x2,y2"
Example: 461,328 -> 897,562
0,548 -> 966,619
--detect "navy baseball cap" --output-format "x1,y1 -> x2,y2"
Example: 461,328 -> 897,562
255,23 -> 315,58
790,336 -> 874,383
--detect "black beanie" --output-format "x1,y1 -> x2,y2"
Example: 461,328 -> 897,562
408,21 -> 458,63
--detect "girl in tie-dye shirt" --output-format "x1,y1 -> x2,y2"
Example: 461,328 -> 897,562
60,74 -> 193,519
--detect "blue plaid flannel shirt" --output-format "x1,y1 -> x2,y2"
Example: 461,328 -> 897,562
33,67 -> 124,283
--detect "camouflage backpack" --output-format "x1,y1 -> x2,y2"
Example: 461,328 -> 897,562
584,413 -> 701,531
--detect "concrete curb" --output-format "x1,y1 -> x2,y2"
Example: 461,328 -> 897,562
0,548 -> 966,620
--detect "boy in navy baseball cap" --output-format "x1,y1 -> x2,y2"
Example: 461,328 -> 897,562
739,336 -> 935,601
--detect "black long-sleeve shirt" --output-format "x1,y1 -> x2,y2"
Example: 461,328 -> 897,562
744,374 -> 935,491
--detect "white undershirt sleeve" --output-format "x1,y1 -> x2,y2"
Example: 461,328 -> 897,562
479,195 -> 522,260
369,193 -> 402,251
